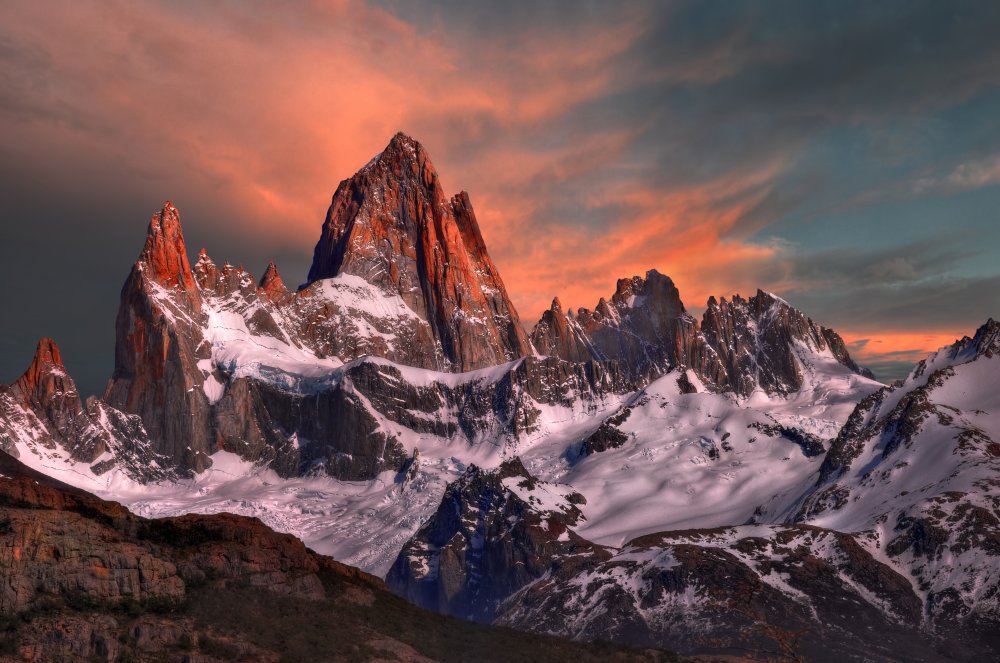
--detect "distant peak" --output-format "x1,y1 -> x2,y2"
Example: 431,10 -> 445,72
13,337 -> 73,406
138,201 -> 197,292
259,261 -> 287,299
31,338 -> 64,369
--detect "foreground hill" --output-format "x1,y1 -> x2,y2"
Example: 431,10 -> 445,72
0,451 -> 675,662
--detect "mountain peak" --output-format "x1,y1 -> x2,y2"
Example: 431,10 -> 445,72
31,337 -> 63,369
258,261 -> 287,300
385,131 -> 423,156
138,201 -> 197,292
12,337 -> 75,410
305,133 -> 531,371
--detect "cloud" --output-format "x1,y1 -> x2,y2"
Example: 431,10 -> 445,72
2,0 -> 1000,395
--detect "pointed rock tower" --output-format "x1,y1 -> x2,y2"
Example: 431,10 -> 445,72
103,202 -> 214,474
307,133 -> 532,371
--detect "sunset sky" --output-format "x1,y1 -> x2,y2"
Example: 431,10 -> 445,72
2,1 -> 1000,395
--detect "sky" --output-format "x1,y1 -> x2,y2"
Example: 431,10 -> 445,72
2,0 -> 999,395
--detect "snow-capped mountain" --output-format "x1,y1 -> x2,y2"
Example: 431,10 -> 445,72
792,319 -> 1000,652
308,131 -> 532,371
1,132 -> 996,660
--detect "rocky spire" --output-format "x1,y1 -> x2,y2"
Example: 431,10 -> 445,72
258,261 -> 287,301
530,298 -> 595,364
105,202 -> 213,474
11,338 -> 73,410
193,248 -> 221,291
305,132 -> 532,371
139,202 -> 198,293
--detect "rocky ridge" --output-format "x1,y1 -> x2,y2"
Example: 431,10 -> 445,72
531,273 -> 873,396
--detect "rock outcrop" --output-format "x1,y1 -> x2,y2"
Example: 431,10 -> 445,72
387,458 -> 602,622
0,338 -> 171,481
700,290 -> 875,395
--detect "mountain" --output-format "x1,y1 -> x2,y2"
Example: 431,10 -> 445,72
389,319 -> 1000,660
790,318 -> 1000,653
3,131 -> 997,660
530,271 -> 873,396
0,338 -> 171,483
308,131 -> 532,371
387,460 -> 945,662
0,451 -> 674,662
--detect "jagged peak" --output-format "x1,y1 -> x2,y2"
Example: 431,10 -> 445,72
28,337 -> 64,372
954,318 -> 1000,360
387,131 -> 422,153
195,248 -> 215,267
259,261 -> 287,299
137,201 -> 197,292
364,131 -> 434,177
550,297 -> 563,312
13,337 -> 74,405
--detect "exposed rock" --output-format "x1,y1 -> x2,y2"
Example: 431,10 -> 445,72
258,260 -> 288,303
307,132 -> 533,371
700,290 -> 874,395
531,277 -> 873,396
386,458 -> 601,622
104,201 -> 215,473
530,298 -> 596,364
531,270 -> 706,381
0,338 -> 173,482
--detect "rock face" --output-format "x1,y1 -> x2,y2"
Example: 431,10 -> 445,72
0,451 -> 326,616
531,270 -> 707,380
387,458 -> 601,622
308,132 -> 532,371
103,202 -> 215,473
8,339 -> 94,457
699,290 -> 875,395
0,452 -> 668,663
531,274 -> 872,396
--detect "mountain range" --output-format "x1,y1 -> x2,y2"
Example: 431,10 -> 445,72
1,133 -> 997,662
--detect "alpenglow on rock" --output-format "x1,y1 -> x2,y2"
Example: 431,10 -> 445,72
307,132 -> 532,371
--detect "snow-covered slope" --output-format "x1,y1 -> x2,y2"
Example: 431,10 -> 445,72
521,365 -> 879,546
792,319 -> 1000,636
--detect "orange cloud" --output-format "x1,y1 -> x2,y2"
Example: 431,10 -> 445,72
841,330 -> 969,370
0,1 -> 804,327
